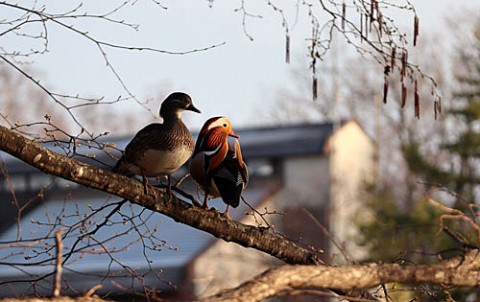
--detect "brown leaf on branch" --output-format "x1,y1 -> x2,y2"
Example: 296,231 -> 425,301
414,79 -> 420,118
383,76 -> 389,104
414,15 -> 420,46
390,47 -> 396,70
401,81 -> 407,108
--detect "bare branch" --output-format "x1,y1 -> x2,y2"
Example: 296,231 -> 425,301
0,124 -> 320,265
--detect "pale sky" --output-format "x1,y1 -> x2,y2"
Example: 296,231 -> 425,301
2,0 -> 478,132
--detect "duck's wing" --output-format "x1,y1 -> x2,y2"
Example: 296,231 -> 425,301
212,140 -> 249,208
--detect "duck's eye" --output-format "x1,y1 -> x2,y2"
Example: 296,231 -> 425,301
223,123 -> 227,127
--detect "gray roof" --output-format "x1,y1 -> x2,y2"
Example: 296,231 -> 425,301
1,122 -> 334,174
237,123 -> 333,158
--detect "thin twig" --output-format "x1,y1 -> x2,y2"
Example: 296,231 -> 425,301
302,208 -> 354,263
53,228 -> 64,297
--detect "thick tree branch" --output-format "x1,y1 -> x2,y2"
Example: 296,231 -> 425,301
201,249 -> 480,302
0,125 -> 319,265
1,250 -> 479,302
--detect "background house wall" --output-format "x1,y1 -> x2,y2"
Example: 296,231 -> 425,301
191,198 -> 277,298
279,155 -> 330,208
271,155 -> 331,260
327,121 -> 376,262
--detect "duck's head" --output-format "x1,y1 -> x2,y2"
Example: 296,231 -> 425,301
199,116 -> 239,139
160,92 -> 201,118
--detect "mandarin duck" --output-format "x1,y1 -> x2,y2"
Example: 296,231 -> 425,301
190,116 -> 249,218
113,92 -> 201,195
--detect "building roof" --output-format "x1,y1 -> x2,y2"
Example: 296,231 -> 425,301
1,122 -> 335,174
237,122 -> 333,158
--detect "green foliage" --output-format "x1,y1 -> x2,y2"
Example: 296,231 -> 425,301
356,186 -> 459,264
357,184 -> 480,301
401,142 -> 451,184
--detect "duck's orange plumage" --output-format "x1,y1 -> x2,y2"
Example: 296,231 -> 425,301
190,117 -> 248,218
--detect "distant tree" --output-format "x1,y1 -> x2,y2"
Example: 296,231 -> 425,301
0,64 -> 69,138
402,21 -> 480,205
358,19 -> 480,302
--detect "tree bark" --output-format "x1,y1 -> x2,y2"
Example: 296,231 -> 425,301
201,249 -> 480,302
0,125 -> 319,265
2,250 -> 479,302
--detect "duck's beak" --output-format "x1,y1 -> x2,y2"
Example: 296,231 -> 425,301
188,104 -> 201,113
229,130 -> 240,138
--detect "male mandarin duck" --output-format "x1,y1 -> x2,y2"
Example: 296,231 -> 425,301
190,116 -> 249,218
113,92 -> 201,195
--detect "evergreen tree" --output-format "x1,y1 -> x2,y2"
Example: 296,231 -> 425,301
403,23 -> 480,218
442,27 -> 480,205
358,24 -> 480,301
